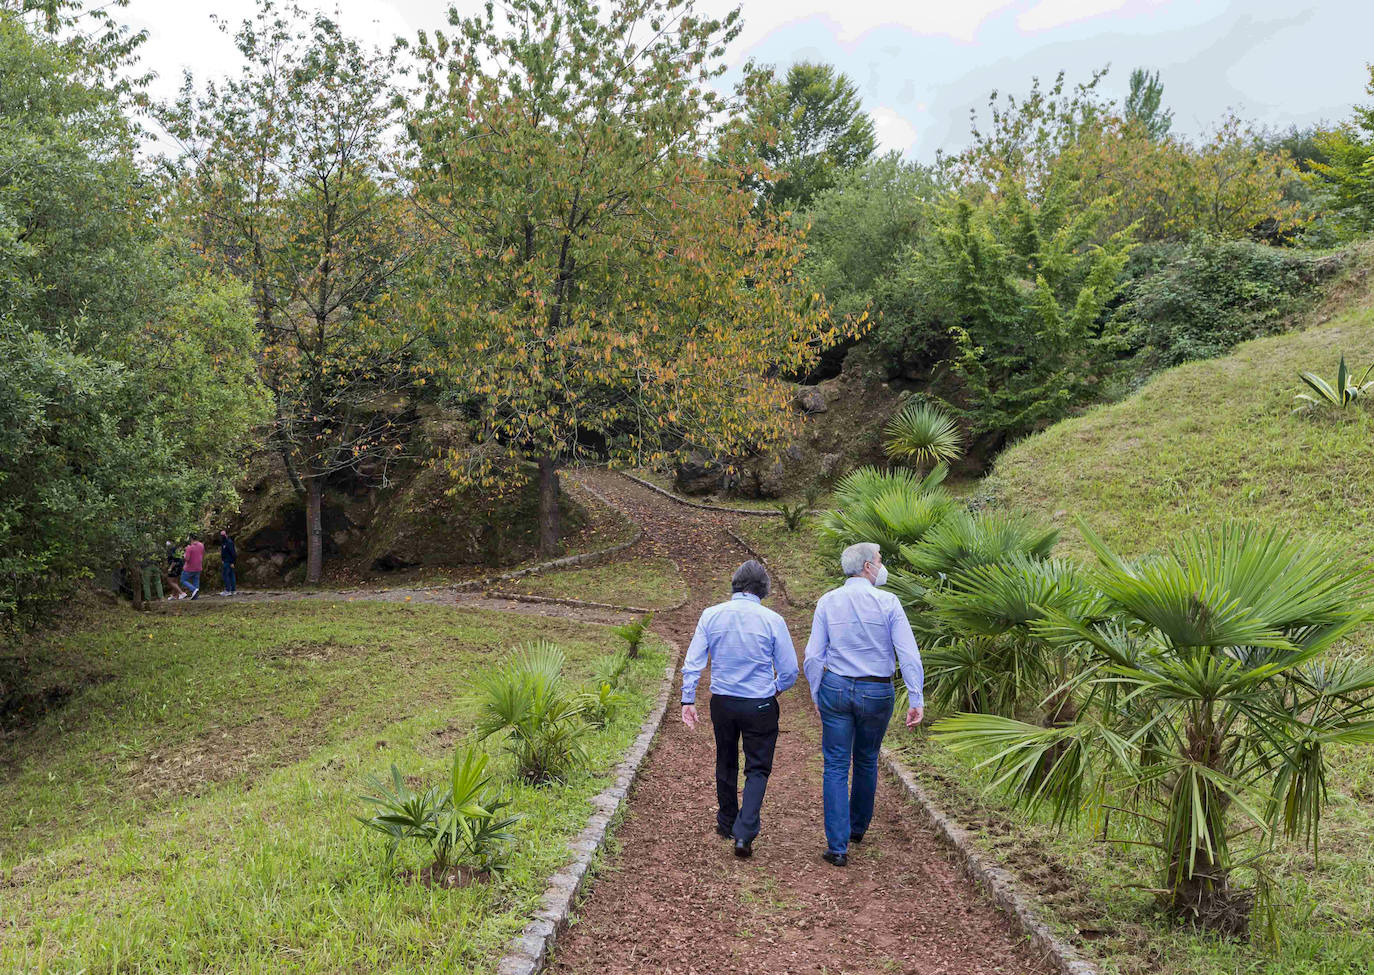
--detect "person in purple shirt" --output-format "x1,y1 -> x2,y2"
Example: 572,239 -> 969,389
681,560 -> 799,859
803,541 -> 924,867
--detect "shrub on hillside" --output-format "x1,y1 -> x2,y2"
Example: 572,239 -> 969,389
1112,239 -> 1333,374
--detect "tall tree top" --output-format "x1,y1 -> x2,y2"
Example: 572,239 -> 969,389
744,59 -> 877,209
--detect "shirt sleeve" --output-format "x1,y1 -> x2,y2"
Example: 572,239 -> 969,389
802,599 -> 829,706
680,613 -> 710,705
889,599 -> 924,709
771,614 -> 799,696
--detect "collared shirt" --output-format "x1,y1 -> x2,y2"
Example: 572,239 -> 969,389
803,577 -> 924,708
681,593 -> 799,704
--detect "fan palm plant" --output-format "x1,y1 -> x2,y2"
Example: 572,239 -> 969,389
884,400 -> 964,468
473,641 -> 589,784
818,465 -> 956,560
934,521 -> 1374,936
923,555 -> 1098,718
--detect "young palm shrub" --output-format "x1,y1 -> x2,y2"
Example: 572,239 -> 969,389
818,465 -> 957,560
577,680 -> 629,729
357,744 -> 519,876
610,613 -> 653,659
923,555 -> 1098,719
776,500 -> 808,532
884,400 -> 963,468
934,522 -> 1374,937
1293,355 -> 1374,411
893,510 -> 1061,638
473,641 -> 589,785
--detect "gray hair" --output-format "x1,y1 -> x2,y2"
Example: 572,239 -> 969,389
731,559 -> 771,599
841,542 -> 881,577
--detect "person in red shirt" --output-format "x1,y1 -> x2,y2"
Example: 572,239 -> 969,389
180,536 -> 206,600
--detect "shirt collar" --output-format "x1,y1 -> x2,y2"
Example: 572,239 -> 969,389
844,576 -> 872,588
732,592 -> 762,603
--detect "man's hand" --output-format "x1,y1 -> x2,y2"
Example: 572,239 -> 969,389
905,706 -> 924,728
681,704 -> 698,730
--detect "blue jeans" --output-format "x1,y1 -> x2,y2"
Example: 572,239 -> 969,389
222,563 -> 236,593
180,570 -> 201,593
818,671 -> 894,855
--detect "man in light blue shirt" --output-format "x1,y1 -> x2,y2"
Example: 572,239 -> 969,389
681,560 -> 799,858
803,541 -> 924,867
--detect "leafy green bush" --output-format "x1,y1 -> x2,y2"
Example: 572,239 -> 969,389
473,642 -> 589,784
935,522 -> 1374,937
1112,238 -> 1328,374
357,745 -> 518,876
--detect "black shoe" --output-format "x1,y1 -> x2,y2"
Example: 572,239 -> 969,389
822,851 -> 848,867
734,838 -> 753,858
716,824 -> 733,839
850,833 -> 865,844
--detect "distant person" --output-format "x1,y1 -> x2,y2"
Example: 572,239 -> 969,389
218,529 -> 238,596
166,541 -> 187,600
803,542 -> 924,867
180,535 -> 205,600
680,560 -> 799,859
139,551 -> 164,604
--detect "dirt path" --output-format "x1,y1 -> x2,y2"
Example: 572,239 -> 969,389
550,470 -> 1051,975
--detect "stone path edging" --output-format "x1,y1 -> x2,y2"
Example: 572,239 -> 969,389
481,590 -> 689,616
495,635 -> 684,975
880,748 -> 1099,975
617,471 -> 783,517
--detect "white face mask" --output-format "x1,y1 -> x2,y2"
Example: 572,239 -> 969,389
871,564 -> 888,587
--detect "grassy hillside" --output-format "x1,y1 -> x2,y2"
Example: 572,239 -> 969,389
989,282 -> 1374,563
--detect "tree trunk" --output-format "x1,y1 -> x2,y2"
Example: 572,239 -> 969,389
538,455 -> 561,556
128,560 -> 144,611
306,476 -> 324,585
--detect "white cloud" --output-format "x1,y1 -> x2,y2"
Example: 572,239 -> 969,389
1016,0 -> 1171,33
870,104 -> 919,154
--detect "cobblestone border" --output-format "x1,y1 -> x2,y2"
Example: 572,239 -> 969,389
880,749 -> 1099,975
617,471 -> 784,517
481,589 -> 690,615
496,636 -> 683,975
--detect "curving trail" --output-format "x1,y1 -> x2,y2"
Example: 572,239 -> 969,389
550,470 -> 1052,975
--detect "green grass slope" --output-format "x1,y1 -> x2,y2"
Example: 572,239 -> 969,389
990,283 -> 1374,564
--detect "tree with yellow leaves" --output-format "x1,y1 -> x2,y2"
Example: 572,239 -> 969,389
406,0 -> 859,553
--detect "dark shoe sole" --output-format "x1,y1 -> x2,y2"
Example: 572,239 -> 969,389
734,841 -> 753,858
822,852 -> 848,867
850,833 -> 864,844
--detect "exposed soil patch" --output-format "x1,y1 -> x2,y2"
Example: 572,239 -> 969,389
131,695 -> 341,799
550,471 -> 1053,975
260,640 -> 367,663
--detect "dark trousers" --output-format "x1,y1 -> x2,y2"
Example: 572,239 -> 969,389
710,694 -> 780,842
222,563 -> 236,593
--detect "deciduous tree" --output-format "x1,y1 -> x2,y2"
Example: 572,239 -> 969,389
407,0 -> 858,553
163,0 -> 426,583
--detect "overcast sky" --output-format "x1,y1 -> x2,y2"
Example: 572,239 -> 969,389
123,0 -> 1373,160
